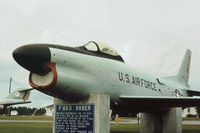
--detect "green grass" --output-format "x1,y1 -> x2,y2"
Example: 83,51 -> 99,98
110,124 -> 200,133
0,123 -> 200,133
110,124 -> 139,133
0,116 -> 53,120
0,122 -> 52,133
0,116 -> 200,133
183,125 -> 200,133
1,116 -> 199,121
183,117 -> 200,121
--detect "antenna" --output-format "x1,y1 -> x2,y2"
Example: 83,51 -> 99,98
9,77 -> 12,94
8,77 -> 12,116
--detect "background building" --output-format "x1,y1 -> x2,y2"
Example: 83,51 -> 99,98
11,110 -> 18,116
44,104 -> 53,116
182,107 -> 197,117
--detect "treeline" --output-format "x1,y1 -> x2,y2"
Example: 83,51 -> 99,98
3,107 -> 46,115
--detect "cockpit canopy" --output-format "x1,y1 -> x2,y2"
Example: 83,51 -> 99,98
84,41 -> 120,56
81,41 -> 124,62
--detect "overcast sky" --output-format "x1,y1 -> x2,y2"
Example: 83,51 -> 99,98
0,0 -> 200,108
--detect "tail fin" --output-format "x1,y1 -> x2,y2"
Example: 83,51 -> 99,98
6,88 -> 33,100
177,49 -> 192,86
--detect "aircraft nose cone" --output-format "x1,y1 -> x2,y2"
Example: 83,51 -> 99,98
13,44 -> 51,74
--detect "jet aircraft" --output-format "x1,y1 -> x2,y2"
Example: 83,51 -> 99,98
0,88 -> 33,112
12,41 -> 200,113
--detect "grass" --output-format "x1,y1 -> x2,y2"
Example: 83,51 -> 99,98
0,122 -> 52,133
183,125 -> 200,133
1,116 -> 199,121
183,117 -> 200,121
0,123 -> 200,133
0,116 -> 200,133
111,124 -> 200,133
0,115 -> 52,120
110,124 -> 139,133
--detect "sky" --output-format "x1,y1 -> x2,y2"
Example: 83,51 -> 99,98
0,0 -> 200,108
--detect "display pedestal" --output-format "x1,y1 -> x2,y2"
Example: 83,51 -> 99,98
140,108 -> 182,133
53,94 -> 110,133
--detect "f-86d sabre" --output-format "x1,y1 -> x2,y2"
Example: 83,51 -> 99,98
13,41 -> 200,113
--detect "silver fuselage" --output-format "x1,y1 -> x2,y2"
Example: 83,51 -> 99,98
50,47 -> 189,100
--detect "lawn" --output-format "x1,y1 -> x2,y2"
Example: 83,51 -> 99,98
0,116 -> 200,133
0,115 -> 53,120
0,122 -> 52,133
0,123 -> 200,133
110,124 -> 139,133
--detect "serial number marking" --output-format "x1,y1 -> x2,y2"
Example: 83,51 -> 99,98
118,72 -> 157,91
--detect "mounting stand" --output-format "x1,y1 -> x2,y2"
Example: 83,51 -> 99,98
53,94 -> 110,133
140,108 -> 182,133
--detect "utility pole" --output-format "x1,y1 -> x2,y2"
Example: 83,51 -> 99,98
8,77 -> 12,116
9,77 -> 12,94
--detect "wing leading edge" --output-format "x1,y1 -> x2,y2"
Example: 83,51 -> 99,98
187,89 -> 200,96
117,96 -> 200,112
0,99 -> 31,106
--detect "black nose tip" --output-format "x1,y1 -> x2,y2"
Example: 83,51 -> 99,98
13,44 -> 51,73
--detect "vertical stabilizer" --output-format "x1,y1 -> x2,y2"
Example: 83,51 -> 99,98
177,49 -> 192,86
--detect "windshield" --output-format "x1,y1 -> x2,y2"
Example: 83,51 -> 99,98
84,41 -> 120,56
84,41 -> 98,52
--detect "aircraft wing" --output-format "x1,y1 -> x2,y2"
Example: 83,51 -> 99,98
119,96 -> 200,111
186,89 -> 200,96
0,99 -> 31,106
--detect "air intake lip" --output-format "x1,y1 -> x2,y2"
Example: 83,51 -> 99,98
29,63 -> 57,89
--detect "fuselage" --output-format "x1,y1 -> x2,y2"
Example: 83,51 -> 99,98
13,42 -> 191,112
49,47 -> 189,99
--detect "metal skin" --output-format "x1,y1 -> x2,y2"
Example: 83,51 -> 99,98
13,41 -> 200,113
0,88 -> 32,111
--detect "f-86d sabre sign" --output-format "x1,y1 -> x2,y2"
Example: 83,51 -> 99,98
55,104 -> 94,133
